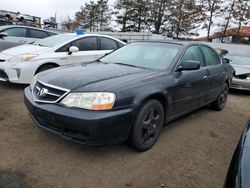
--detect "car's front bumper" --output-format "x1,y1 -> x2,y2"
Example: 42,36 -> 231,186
231,77 -> 250,91
24,87 -> 136,146
0,61 -> 36,84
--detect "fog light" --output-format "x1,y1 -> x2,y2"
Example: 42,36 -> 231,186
15,69 -> 21,78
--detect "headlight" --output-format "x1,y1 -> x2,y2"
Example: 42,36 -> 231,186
30,75 -> 37,91
9,54 -> 38,62
61,92 -> 116,110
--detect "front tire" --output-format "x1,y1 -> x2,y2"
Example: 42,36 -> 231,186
129,100 -> 164,151
210,83 -> 229,111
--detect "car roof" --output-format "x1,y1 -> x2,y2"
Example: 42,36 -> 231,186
0,25 -> 57,34
55,33 -> 126,43
130,40 -> 209,47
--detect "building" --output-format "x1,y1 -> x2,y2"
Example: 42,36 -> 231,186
197,26 -> 250,44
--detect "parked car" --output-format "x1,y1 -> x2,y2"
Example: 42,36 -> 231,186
225,54 -> 250,91
0,33 -> 125,84
206,42 -> 250,91
24,41 -> 234,151
0,25 -> 57,51
224,120 -> 250,188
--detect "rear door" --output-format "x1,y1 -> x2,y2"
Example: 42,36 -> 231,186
171,45 -> 209,116
200,45 -> 226,102
98,37 -> 120,57
27,29 -> 50,42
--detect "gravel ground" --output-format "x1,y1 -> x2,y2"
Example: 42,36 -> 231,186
0,82 -> 249,188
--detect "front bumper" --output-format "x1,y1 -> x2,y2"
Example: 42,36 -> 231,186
231,77 -> 250,91
24,87 -> 136,145
0,61 -> 36,84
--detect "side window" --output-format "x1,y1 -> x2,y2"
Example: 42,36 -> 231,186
4,28 -> 26,37
56,43 -> 71,52
29,29 -> 48,39
117,41 -> 125,48
182,46 -> 203,63
47,32 -> 56,37
71,37 -> 97,51
201,46 -> 221,66
100,37 -> 118,50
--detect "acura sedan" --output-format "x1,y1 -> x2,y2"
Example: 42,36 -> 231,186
0,33 -> 125,84
24,41 -> 235,151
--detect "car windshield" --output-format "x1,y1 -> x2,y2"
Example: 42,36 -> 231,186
100,42 -> 181,70
33,34 -> 78,47
225,54 -> 250,66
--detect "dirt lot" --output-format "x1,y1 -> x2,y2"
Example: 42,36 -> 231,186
0,82 -> 249,188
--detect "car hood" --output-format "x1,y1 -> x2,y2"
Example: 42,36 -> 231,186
38,62 -> 160,91
1,44 -> 49,56
232,64 -> 250,75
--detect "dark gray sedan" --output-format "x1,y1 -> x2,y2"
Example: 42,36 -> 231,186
24,41 -> 235,151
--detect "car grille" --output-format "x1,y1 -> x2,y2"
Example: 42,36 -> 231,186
0,69 -> 8,80
32,80 -> 70,103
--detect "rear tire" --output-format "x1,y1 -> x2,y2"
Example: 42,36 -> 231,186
128,100 -> 164,151
210,83 -> 229,111
36,64 -> 57,74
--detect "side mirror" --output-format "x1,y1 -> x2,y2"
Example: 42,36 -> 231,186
0,32 -> 8,38
68,46 -> 79,55
104,50 -> 114,56
223,58 -> 230,64
220,49 -> 229,57
177,60 -> 201,71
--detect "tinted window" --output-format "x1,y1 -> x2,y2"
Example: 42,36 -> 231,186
4,28 -> 26,37
182,46 -> 203,63
71,37 -> 97,51
29,29 -> 48,39
100,37 -> 118,50
47,32 -> 57,36
201,46 -> 221,66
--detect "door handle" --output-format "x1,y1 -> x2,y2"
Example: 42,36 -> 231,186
203,75 -> 208,80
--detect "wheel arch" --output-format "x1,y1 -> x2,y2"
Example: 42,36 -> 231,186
139,93 -> 168,122
35,62 -> 60,74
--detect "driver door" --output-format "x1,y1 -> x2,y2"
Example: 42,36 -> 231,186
66,37 -> 101,64
171,45 -> 209,116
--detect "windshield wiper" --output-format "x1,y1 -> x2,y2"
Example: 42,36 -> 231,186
113,62 -> 138,68
38,44 -> 46,47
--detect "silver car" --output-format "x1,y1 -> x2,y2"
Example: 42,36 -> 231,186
204,42 -> 250,91
0,25 -> 57,51
225,54 -> 250,91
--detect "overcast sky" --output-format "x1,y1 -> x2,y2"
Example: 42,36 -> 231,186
1,0 -> 115,22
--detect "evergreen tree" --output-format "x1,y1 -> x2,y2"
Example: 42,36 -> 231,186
97,0 -> 111,31
150,0 -> 170,34
114,0 -> 134,32
131,0 -> 151,32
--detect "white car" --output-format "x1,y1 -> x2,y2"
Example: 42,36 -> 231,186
0,33 -> 125,84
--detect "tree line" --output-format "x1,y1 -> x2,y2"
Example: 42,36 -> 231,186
62,0 -> 250,40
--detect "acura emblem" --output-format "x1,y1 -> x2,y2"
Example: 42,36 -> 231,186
37,88 -> 48,97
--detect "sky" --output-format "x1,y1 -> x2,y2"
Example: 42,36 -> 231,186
0,0 -> 115,22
